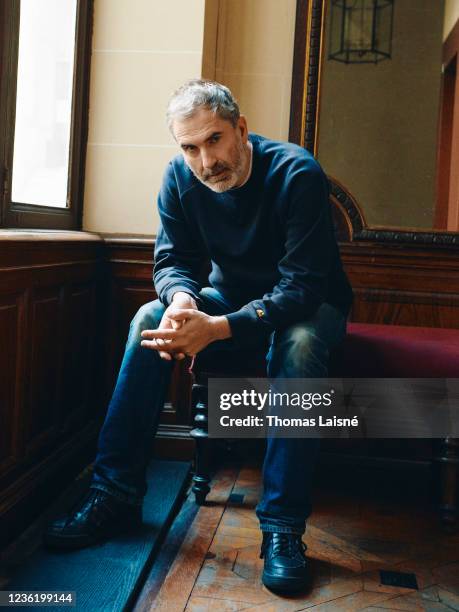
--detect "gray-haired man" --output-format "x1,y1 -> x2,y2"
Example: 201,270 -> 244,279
45,80 -> 352,593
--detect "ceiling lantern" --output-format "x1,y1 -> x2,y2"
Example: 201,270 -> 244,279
329,0 -> 394,64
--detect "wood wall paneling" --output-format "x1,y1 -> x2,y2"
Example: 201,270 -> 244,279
61,281 -> 99,433
104,237 -> 459,468
26,285 -> 63,458
104,239 -> 193,432
0,232 -> 105,546
3,230 -> 459,543
341,243 -> 459,328
0,291 -> 25,481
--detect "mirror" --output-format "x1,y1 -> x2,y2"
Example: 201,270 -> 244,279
291,0 -> 459,236
317,0 -> 458,232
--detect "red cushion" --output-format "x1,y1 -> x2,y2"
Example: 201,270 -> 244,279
332,323 -> 459,377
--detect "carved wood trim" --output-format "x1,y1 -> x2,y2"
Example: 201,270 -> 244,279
330,177 -> 459,247
352,288 -> 459,307
291,2 -> 459,247
0,236 -> 105,545
289,0 -> 326,153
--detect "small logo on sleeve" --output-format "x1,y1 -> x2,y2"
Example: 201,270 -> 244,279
256,309 -> 265,318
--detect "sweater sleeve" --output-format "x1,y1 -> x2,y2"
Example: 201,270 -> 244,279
153,164 -> 205,307
225,166 -> 333,346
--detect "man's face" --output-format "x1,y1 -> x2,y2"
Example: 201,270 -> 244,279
172,108 -> 250,193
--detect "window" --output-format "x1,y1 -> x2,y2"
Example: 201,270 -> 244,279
0,0 -> 93,229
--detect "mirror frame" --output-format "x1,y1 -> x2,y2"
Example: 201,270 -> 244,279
289,0 -> 459,247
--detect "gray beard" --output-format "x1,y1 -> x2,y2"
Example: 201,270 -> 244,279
189,143 -> 248,193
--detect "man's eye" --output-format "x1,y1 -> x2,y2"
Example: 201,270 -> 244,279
209,136 -> 220,143
183,146 -> 196,153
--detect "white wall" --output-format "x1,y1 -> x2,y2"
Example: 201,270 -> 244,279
206,0 -> 297,142
444,0 -> 459,39
82,0 -> 297,235
82,0 -> 205,235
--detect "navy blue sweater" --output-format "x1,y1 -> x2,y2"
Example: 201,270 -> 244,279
153,134 -> 353,347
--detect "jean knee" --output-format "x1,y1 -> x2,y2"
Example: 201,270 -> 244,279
129,299 -> 165,340
269,323 -> 328,376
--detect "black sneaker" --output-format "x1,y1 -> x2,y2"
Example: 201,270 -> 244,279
260,532 -> 310,592
43,489 -> 142,551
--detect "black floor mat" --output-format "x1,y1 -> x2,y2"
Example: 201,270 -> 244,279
4,460 -> 191,611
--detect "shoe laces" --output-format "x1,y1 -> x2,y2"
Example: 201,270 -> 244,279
69,490 -> 116,526
260,533 -> 307,560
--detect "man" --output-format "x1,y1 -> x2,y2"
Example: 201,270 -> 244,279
45,80 -> 352,593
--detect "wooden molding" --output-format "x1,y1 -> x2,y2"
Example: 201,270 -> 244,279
289,0 -> 326,153
330,178 -> 459,247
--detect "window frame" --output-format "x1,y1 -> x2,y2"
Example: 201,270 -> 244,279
0,0 -> 93,230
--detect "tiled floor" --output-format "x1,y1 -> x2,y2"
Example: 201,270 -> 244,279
147,464 -> 459,611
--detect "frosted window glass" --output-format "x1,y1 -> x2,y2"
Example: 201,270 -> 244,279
11,0 -> 78,208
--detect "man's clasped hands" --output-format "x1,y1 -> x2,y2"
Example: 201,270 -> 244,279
140,291 -> 231,360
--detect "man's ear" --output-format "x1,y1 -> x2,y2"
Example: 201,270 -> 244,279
237,115 -> 248,143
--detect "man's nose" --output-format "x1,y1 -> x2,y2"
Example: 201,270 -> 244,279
201,148 -> 216,169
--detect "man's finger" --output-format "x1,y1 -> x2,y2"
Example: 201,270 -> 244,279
141,329 -> 177,340
144,337 -> 171,349
141,338 -> 180,351
167,308 -> 197,320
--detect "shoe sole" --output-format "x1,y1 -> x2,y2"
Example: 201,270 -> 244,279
262,571 -> 310,593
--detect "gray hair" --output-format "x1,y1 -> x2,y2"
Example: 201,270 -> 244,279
166,79 -> 240,132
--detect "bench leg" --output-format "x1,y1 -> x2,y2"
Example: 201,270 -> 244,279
435,437 -> 459,527
190,383 -> 211,505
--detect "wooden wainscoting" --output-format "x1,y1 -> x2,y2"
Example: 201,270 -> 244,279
104,237 -> 194,461
104,235 -> 459,472
4,231 -> 458,545
342,242 -> 459,328
0,231 -> 105,546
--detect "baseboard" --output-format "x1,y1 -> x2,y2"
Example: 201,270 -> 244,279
153,424 -> 195,461
0,423 -> 99,548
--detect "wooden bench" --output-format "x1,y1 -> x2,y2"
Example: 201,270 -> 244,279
190,324 -> 459,525
188,180 -> 459,526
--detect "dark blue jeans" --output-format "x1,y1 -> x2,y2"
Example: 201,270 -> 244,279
92,287 -> 347,535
